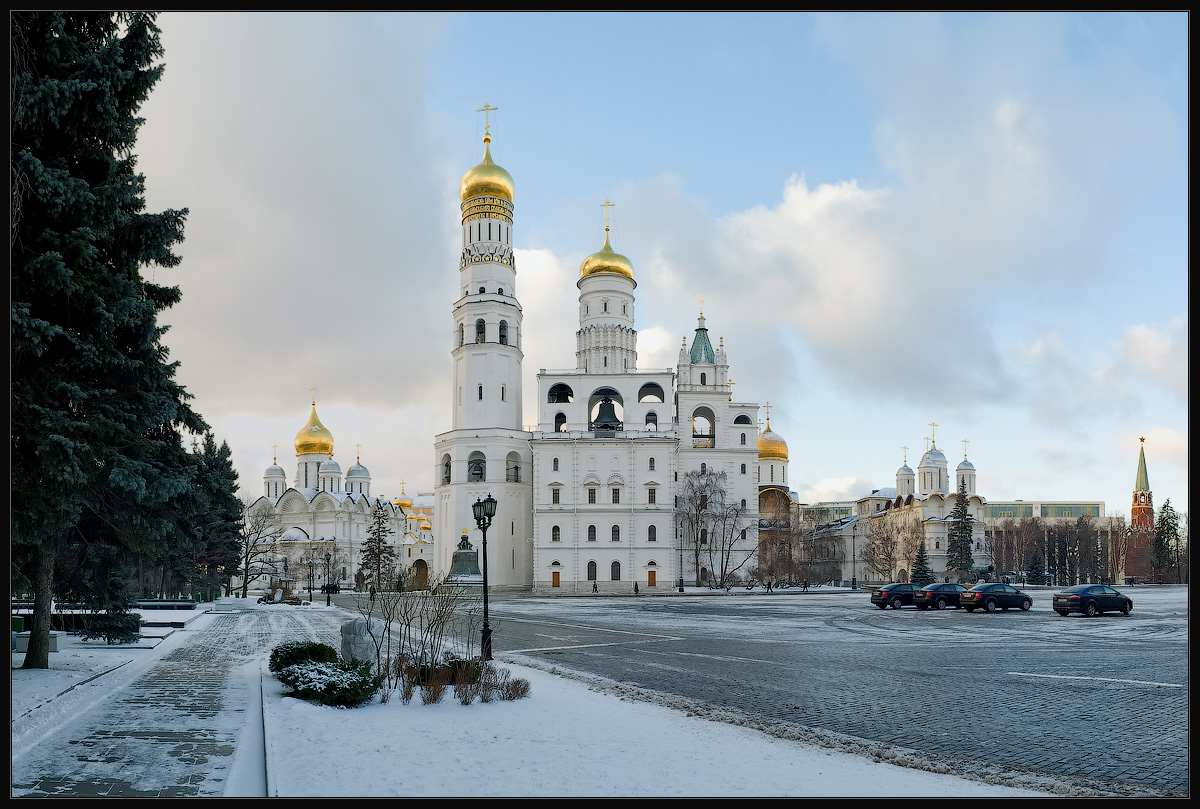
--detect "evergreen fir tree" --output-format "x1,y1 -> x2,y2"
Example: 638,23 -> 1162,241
1153,499 -> 1179,582
360,503 -> 397,590
944,478 -> 975,581
910,541 -> 936,586
1026,551 -> 1047,586
11,12 -> 201,667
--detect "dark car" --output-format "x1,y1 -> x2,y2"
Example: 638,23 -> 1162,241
870,583 -> 918,610
1052,584 -> 1133,617
914,582 -> 969,610
961,582 -> 1032,613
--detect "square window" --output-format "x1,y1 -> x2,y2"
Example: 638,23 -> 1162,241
552,488 -> 560,505
611,489 -> 620,504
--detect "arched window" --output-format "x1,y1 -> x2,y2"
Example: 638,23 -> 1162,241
499,320 -> 508,345
441,454 -> 451,484
700,463 -> 707,475
611,525 -> 620,542
497,286 -> 503,295
552,525 -> 560,542
648,457 -> 655,471
741,499 -> 747,508
506,452 -> 521,483
740,433 -> 746,445
700,372 -> 706,385
740,463 -> 747,474
552,457 -> 559,472
610,561 -> 621,581
648,525 -> 657,542
478,384 -> 483,401
700,528 -> 708,545
468,452 -> 486,482
475,318 -> 485,343
554,412 -> 567,433
587,561 -> 597,580
645,411 -> 658,431
588,525 -> 597,542
458,323 -> 464,347
734,414 -> 753,425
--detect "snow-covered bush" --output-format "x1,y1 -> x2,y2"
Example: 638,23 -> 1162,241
277,659 -> 380,707
269,640 -> 338,673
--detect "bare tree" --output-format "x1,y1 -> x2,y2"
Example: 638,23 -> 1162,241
236,503 -> 283,598
704,495 -> 755,589
860,517 -> 900,582
676,469 -> 735,586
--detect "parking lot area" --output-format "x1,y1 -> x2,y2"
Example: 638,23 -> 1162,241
489,585 -> 1189,796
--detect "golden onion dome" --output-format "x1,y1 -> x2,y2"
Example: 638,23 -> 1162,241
758,418 -> 788,462
294,402 -> 334,456
419,521 -> 432,532
460,133 -> 514,203
579,228 -> 635,280
394,488 -> 413,511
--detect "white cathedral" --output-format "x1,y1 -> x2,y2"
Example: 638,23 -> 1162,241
433,126 -> 767,593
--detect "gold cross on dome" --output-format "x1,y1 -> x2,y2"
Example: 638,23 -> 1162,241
356,443 -> 362,463
902,446 -> 908,464
929,421 -> 938,446
601,199 -> 614,228
477,103 -> 498,133
698,298 -> 704,316
962,438 -> 969,458
272,444 -> 278,464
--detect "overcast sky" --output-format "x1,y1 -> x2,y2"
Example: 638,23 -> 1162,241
136,12 -> 1188,521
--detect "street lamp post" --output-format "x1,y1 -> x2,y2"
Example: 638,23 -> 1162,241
851,522 -> 857,589
678,531 -> 685,593
472,494 -> 497,661
324,552 -> 333,607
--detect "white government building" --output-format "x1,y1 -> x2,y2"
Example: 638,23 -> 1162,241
433,124 -> 766,593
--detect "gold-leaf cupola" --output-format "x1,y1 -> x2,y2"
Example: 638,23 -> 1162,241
758,414 -> 789,462
460,132 -> 514,204
580,227 -> 635,280
294,401 -> 335,456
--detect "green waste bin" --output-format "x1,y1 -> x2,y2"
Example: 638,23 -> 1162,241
12,616 -> 25,632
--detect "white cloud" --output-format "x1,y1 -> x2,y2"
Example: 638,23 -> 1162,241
1115,316 -> 1188,403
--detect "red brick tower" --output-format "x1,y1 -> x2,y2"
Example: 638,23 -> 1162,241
1127,437 -> 1155,579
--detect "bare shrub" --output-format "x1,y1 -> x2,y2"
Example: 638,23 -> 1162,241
454,674 -> 481,705
419,667 -> 452,704
501,677 -> 531,701
395,655 -> 417,705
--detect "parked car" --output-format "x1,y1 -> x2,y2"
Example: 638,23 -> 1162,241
1052,584 -> 1133,617
914,582 -> 969,610
870,583 -> 919,610
961,582 -> 1033,612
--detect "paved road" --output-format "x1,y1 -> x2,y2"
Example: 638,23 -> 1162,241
485,590 -> 1189,797
11,610 -> 344,798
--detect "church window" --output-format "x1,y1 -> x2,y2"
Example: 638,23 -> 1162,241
587,560 -> 597,579
783,468 -> 786,483
552,525 -> 561,542
612,526 -> 620,542
499,320 -> 508,344
611,561 -> 621,581
479,286 -> 485,294
501,384 -> 506,402
935,541 -> 941,549
700,372 -> 706,385
588,525 -> 597,542
497,287 -> 503,295
740,529 -> 747,540
478,385 -> 483,401
506,453 -> 520,482
588,488 -> 597,504
648,525 -> 657,542
700,528 -> 708,545
611,488 -> 620,504
740,464 -> 746,474
488,222 -> 492,240
648,488 -> 656,504
700,494 -> 708,511
645,412 -> 658,431
648,458 -> 655,471
554,412 -> 566,432
623,304 -> 627,315
458,323 -> 464,347
603,301 -> 608,313
603,356 -> 607,368
700,463 -> 707,475
741,499 -> 746,508
553,457 -> 559,471
740,433 -> 746,446
475,319 -> 486,343
552,488 -> 560,504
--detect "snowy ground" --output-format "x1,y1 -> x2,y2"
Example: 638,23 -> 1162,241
14,587 -> 1186,797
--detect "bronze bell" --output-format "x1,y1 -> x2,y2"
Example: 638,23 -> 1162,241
593,396 -> 622,430
446,534 -> 483,584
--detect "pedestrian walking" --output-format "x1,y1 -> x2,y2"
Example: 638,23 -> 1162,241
634,582 -> 639,594
592,580 -> 598,593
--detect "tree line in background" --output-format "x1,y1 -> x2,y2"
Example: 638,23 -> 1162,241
11,12 -> 242,668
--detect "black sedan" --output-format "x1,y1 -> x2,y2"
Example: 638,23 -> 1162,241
914,582 -> 969,610
870,583 -> 918,609
1052,584 -> 1133,617
961,582 -> 1032,613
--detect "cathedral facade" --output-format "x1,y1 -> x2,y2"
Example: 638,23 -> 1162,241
434,126 -> 762,592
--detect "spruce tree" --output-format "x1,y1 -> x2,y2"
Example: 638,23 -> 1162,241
1153,499 -> 1179,582
945,478 -> 975,581
910,541 -> 936,586
360,503 -> 397,590
11,12 -> 201,667
1026,551 -> 1047,586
